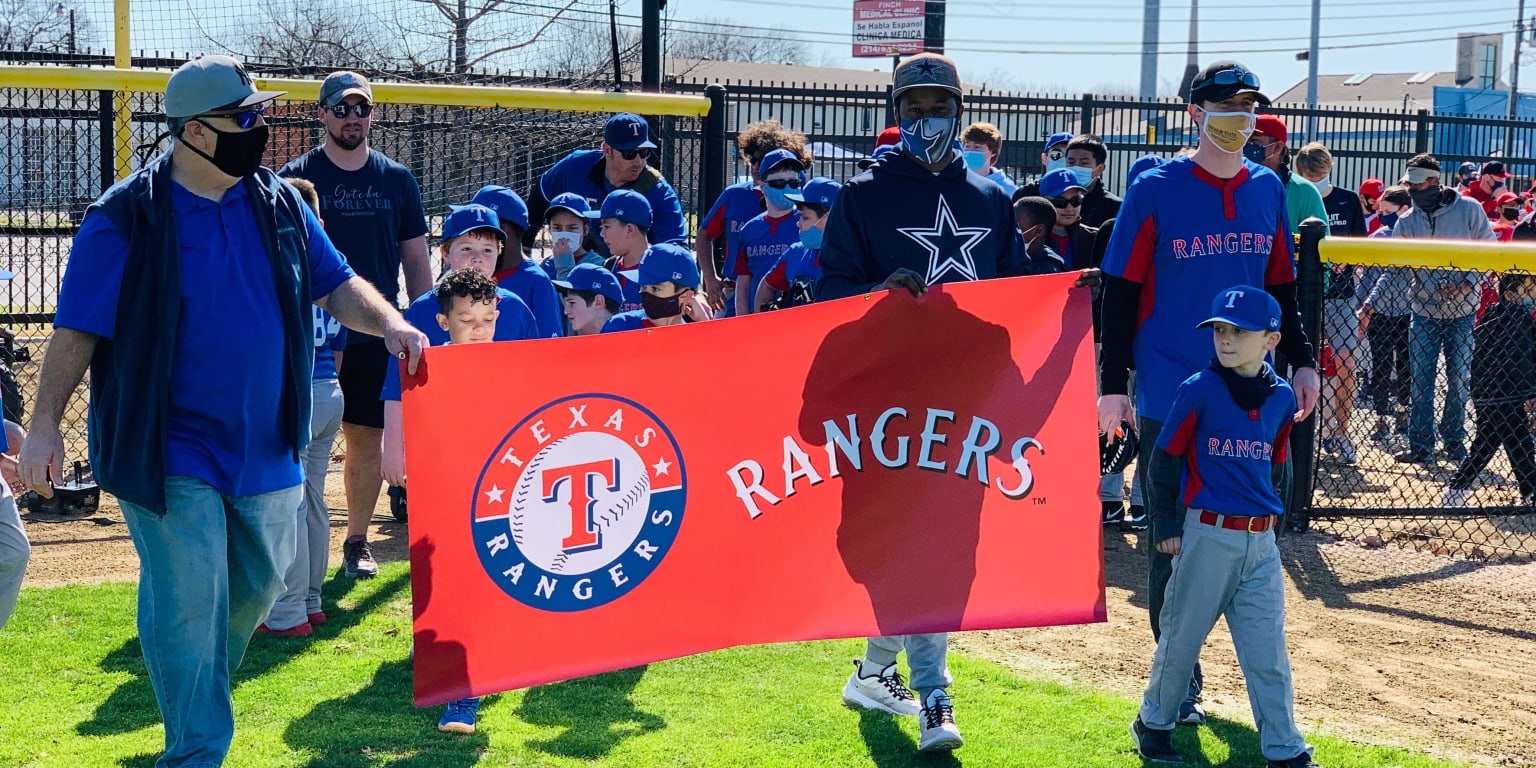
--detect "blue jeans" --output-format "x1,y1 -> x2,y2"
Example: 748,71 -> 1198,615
1408,313 -> 1474,455
119,476 -> 302,768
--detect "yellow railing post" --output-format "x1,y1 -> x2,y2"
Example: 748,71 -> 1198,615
111,0 -> 131,180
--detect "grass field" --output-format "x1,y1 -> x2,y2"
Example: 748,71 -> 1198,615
0,563 -> 1469,768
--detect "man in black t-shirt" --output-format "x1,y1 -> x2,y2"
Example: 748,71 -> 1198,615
279,71 -> 430,579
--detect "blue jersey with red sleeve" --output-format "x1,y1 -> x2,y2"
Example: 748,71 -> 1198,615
732,211 -> 800,291
1157,365 -> 1296,517
762,244 -> 821,293
312,306 -> 347,380
606,248 -> 649,313
1100,157 -> 1296,419
702,181 -> 764,265
601,310 -> 653,334
494,258 -> 564,338
379,286 -> 537,401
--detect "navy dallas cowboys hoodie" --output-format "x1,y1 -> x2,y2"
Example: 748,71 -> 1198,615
816,148 -> 1024,301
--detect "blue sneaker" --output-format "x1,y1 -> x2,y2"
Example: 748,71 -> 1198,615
437,697 -> 480,734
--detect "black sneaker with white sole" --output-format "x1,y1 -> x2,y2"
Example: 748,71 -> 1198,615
342,536 -> 378,579
1177,699 -> 1206,725
1131,717 -> 1183,763
1102,500 -> 1124,525
1121,504 -> 1148,531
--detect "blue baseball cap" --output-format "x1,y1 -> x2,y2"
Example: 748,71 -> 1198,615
1039,168 -> 1086,198
553,262 -> 624,305
630,243 -> 701,290
545,191 -> 592,220
441,204 -> 504,241
1198,285 -> 1282,333
1126,154 -> 1167,188
1044,131 -> 1074,151
758,148 -> 806,179
786,177 -> 841,206
604,113 -> 657,151
857,144 -> 897,170
586,189 -> 653,229
469,185 -> 529,231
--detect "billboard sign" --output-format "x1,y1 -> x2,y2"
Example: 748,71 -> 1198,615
853,0 -> 925,58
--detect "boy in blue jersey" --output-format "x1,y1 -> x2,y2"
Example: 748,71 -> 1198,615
539,192 -> 605,280
755,177 -> 841,310
555,262 -> 625,336
260,177 -> 349,637
602,244 -> 712,332
380,204 -> 538,486
1131,286 -> 1320,768
733,149 -> 806,315
590,189 -> 655,313
1099,60 -> 1320,728
470,185 -> 563,338
698,120 -> 810,311
521,113 -> 686,255
816,52 -> 1023,755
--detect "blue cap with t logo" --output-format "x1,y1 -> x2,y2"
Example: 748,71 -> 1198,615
441,204 -> 504,241
1198,285 -> 1281,332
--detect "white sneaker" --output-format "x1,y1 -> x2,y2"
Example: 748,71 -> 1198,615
841,660 -> 920,716
917,688 -> 964,752
1441,487 -> 1472,507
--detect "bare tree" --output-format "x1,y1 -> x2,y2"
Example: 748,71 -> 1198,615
0,0 -> 96,53
666,18 -> 810,66
235,0 -> 411,70
537,16 -> 640,83
386,0 -> 586,74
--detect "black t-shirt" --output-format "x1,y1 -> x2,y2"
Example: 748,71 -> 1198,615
1321,185 -> 1367,299
280,147 -> 428,311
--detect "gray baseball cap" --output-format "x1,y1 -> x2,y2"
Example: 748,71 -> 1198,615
319,71 -> 373,107
892,53 -> 963,103
164,55 -> 285,119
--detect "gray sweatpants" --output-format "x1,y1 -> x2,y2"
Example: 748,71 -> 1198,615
266,378 -> 344,630
1139,509 -> 1311,762
0,484 -> 27,631
863,633 -> 951,699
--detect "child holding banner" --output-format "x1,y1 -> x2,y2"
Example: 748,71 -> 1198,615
1132,285 -> 1320,768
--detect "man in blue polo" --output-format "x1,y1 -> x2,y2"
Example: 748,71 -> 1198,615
19,55 -> 428,767
521,113 -> 687,256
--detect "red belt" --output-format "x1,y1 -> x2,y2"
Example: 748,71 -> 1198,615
1197,510 -> 1276,533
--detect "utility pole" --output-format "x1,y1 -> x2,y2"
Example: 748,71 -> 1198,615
923,0 -> 945,54
1139,0 -> 1160,101
1305,0 -> 1320,141
454,0 -> 468,74
642,0 -> 662,93
1177,0 -> 1199,101
1506,0 -> 1527,159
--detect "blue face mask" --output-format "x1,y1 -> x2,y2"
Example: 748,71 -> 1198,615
1068,165 -> 1094,187
1378,211 -> 1399,228
1520,297 -> 1536,310
900,117 -> 958,165
762,185 -> 796,211
1242,143 -> 1268,165
1045,156 -> 1066,172
800,224 -> 824,250
963,150 -> 988,172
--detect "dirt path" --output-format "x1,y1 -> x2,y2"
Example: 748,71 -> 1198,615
19,464 -> 1535,766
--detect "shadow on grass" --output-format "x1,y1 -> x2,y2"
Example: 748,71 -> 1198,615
1170,711 -> 1270,767
117,753 -> 158,768
514,665 -> 664,760
78,570 -> 408,738
284,658 -> 488,768
856,709 -> 961,768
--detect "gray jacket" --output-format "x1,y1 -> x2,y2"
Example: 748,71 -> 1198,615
1390,190 -> 1493,319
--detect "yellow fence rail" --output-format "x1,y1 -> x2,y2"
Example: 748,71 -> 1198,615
1319,237 -> 1536,272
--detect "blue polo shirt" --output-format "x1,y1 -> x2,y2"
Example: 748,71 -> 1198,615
1101,157 -> 1296,419
57,182 -> 355,497
539,149 -> 687,246
1158,365 -> 1296,517
379,285 -> 538,400
313,306 -> 347,380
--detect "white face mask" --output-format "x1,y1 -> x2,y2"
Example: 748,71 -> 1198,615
1198,109 -> 1256,154
550,231 -> 582,253
1310,176 -> 1332,194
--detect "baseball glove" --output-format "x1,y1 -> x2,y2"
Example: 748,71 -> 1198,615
1100,420 -> 1139,476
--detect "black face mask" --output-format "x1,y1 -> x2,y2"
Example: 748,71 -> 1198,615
640,290 -> 683,320
1409,184 -> 1443,213
1378,211 -> 1399,228
1503,207 -> 1521,221
182,121 -> 269,179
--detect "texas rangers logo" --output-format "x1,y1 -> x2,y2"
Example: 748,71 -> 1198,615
471,394 -> 686,612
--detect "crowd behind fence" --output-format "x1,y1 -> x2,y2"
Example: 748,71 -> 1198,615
1,63 -> 1534,560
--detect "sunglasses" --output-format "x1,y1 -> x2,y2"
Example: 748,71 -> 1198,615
765,178 -> 804,190
327,102 -> 374,119
618,148 -> 651,161
1052,197 -> 1084,208
1046,149 -> 1066,161
204,106 -> 266,130
1204,67 -> 1261,89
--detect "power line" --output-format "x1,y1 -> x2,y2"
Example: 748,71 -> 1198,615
697,0 -> 1507,25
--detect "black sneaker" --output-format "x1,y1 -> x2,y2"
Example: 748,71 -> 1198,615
1394,449 -> 1432,464
1121,505 -> 1148,531
1176,699 -> 1206,726
343,535 -> 378,579
1130,717 -> 1183,763
1442,444 -> 1468,462
1102,501 -> 1124,526
1267,753 -> 1322,768
1369,422 -> 1391,444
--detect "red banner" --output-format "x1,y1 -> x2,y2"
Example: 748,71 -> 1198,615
403,273 -> 1105,705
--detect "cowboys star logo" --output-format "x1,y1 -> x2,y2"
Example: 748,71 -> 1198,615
471,394 -> 686,612
896,196 -> 990,284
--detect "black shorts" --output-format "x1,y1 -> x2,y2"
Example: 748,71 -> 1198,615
339,339 -> 388,429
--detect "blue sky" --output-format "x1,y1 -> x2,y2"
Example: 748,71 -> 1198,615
656,0 -> 1523,97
